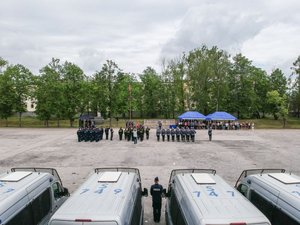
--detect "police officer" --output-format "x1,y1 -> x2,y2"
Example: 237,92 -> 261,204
110,127 -> 114,141
186,127 -> 190,142
77,128 -> 82,142
166,128 -> 171,142
191,127 -> 196,142
84,128 -> 89,142
95,128 -> 100,142
146,127 -> 150,140
100,127 -> 104,140
181,127 -> 185,142
140,126 -> 145,141
118,127 -> 123,140
156,127 -> 161,141
161,128 -> 166,142
176,127 -> 180,142
150,177 -> 163,223
105,127 -> 109,140
208,126 -> 212,141
171,128 -> 175,142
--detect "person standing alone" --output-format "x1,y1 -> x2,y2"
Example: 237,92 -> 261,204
150,177 -> 163,223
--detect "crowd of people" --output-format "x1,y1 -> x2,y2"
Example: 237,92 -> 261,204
176,120 -> 254,130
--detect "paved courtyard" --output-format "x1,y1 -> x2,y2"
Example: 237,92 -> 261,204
0,128 -> 299,224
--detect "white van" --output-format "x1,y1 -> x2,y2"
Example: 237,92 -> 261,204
0,167 -> 69,225
165,169 -> 271,225
235,168 -> 300,225
48,167 -> 148,225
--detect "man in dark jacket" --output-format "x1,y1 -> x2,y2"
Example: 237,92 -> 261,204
150,177 -> 163,223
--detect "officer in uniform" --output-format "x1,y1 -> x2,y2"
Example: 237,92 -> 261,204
90,128 -> 95,142
181,127 -> 185,142
118,127 -> 123,140
156,127 -> 161,141
105,127 -> 109,140
84,128 -> 89,142
110,127 -> 114,141
186,127 -> 190,142
208,126 -> 212,141
77,128 -> 82,142
171,128 -> 175,142
150,177 -> 163,223
140,126 -> 145,141
191,127 -> 196,142
100,127 -> 104,140
124,128 -> 128,141
176,127 -> 180,142
95,128 -> 100,142
161,128 -> 166,142
166,128 -> 171,142
146,127 -> 150,140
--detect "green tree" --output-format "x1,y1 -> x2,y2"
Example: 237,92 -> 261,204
35,58 -> 63,127
266,90 -> 288,127
61,62 -> 86,127
0,59 -> 15,126
139,67 -> 162,118
290,56 -> 300,118
7,64 -> 33,127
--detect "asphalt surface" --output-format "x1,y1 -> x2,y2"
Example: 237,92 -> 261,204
0,128 -> 299,225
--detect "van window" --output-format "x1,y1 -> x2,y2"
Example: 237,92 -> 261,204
32,188 -> 51,224
272,206 -> 299,225
250,190 -> 274,220
52,182 -> 63,199
170,192 -> 187,225
6,188 -> 51,225
237,184 -> 248,197
6,205 -> 34,225
130,188 -> 142,225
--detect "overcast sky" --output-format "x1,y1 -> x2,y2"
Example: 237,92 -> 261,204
0,0 -> 299,76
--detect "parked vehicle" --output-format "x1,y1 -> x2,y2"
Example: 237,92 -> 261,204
165,169 -> 271,225
0,167 -> 69,225
235,168 -> 300,225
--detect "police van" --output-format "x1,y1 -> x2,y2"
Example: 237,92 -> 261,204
48,167 -> 148,225
0,167 -> 69,225
235,168 -> 300,225
165,169 -> 271,225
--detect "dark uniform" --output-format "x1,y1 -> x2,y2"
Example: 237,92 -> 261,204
146,127 -> 150,140
156,128 -> 161,141
176,128 -> 180,142
166,128 -> 170,142
77,128 -> 83,142
191,128 -> 196,142
150,177 -> 163,223
181,128 -> 185,142
208,127 -> 212,141
100,127 -> 104,140
186,128 -> 190,142
105,127 -> 109,140
110,128 -> 114,141
171,128 -> 175,142
140,127 -> 145,141
161,128 -> 166,142
118,128 -> 123,140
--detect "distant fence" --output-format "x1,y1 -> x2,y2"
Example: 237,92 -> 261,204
143,119 -> 176,128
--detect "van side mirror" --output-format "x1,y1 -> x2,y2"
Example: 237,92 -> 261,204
63,187 -> 70,197
142,188 -> 148,197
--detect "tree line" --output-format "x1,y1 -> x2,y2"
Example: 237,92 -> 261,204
0,45 -> 300,127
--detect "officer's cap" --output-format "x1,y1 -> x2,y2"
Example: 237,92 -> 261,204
154,177 -> 159,181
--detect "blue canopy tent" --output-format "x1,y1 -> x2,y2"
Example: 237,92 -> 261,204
178,111 -> 206,120
205,111 -> 237,121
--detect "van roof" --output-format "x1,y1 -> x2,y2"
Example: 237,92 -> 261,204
172,171 -> 270,224
0,171 -> 53,216
50,169 -> 141,222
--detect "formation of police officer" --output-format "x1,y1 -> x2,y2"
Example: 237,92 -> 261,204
117,125 -> 149,143
77,127 -> 104,142
156,127 -> 196,142
150,177 -> 163,223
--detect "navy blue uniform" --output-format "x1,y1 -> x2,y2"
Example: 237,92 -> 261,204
150,183 -> 163,222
